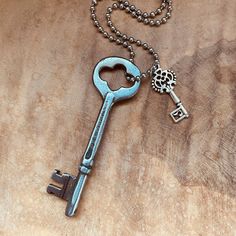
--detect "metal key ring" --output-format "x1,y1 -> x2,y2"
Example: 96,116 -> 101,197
93,56 -> 141,102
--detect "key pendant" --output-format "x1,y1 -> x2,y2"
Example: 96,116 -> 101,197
151,65 -> 189,123
47,57 -> 141,217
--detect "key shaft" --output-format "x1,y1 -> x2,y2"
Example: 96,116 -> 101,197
169,90 -> 181,105
65,92 -> 115,216
65,173 -> 87,216
82,92 -> 114,166
169,90 -> 189,123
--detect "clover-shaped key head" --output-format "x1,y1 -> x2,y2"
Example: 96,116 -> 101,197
93,56 -> 141,103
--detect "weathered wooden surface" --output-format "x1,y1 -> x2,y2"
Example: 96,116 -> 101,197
0,0 -> 235,235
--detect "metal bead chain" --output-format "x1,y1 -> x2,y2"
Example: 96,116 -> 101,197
90,0 -> 173,81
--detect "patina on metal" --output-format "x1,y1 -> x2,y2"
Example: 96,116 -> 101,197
47,56 -> 141,217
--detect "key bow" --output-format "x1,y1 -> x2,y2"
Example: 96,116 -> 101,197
93,57 -> 141,102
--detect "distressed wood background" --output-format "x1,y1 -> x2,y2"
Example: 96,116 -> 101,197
0,0 -> 235,235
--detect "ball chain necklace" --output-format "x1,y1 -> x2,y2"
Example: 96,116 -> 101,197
47,0 -> 189,217
90,0 -> 189,122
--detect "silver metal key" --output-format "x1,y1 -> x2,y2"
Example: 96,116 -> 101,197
47,57 -> 141,217
151,66 -> 189,123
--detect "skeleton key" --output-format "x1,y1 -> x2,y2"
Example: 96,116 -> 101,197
151,66 -> 189,123
47,57 -> 141,217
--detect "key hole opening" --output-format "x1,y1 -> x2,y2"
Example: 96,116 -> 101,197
99,64 -> 135,90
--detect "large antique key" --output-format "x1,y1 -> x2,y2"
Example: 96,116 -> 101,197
151,66 -> 189,123
47,57 -> 141,217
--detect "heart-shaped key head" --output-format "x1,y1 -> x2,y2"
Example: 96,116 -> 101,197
93,57 -> 141,102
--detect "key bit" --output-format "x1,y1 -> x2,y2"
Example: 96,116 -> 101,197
47,169 -> 76,200
47,169 -> 88,217
170,102 -> 189,123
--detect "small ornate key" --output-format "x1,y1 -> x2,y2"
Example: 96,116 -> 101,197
151,66 -> 189,123
47,57 -> 141,217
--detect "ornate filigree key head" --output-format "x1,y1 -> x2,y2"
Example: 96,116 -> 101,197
47,57 -> 141,217
151,67 -> 177,93
151,66 -> 189,123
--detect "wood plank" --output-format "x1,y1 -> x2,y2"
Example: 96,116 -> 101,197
0,0 -> 235,235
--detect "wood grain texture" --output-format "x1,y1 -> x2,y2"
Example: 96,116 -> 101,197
0,0 -> 235,235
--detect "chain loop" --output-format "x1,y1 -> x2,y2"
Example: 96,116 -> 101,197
90,0 -> 173,81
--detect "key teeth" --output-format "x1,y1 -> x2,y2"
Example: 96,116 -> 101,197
170,104 -> 189,123
51,169 -> 64,184
50,169 -> 73,185
47,184 -> 64,198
